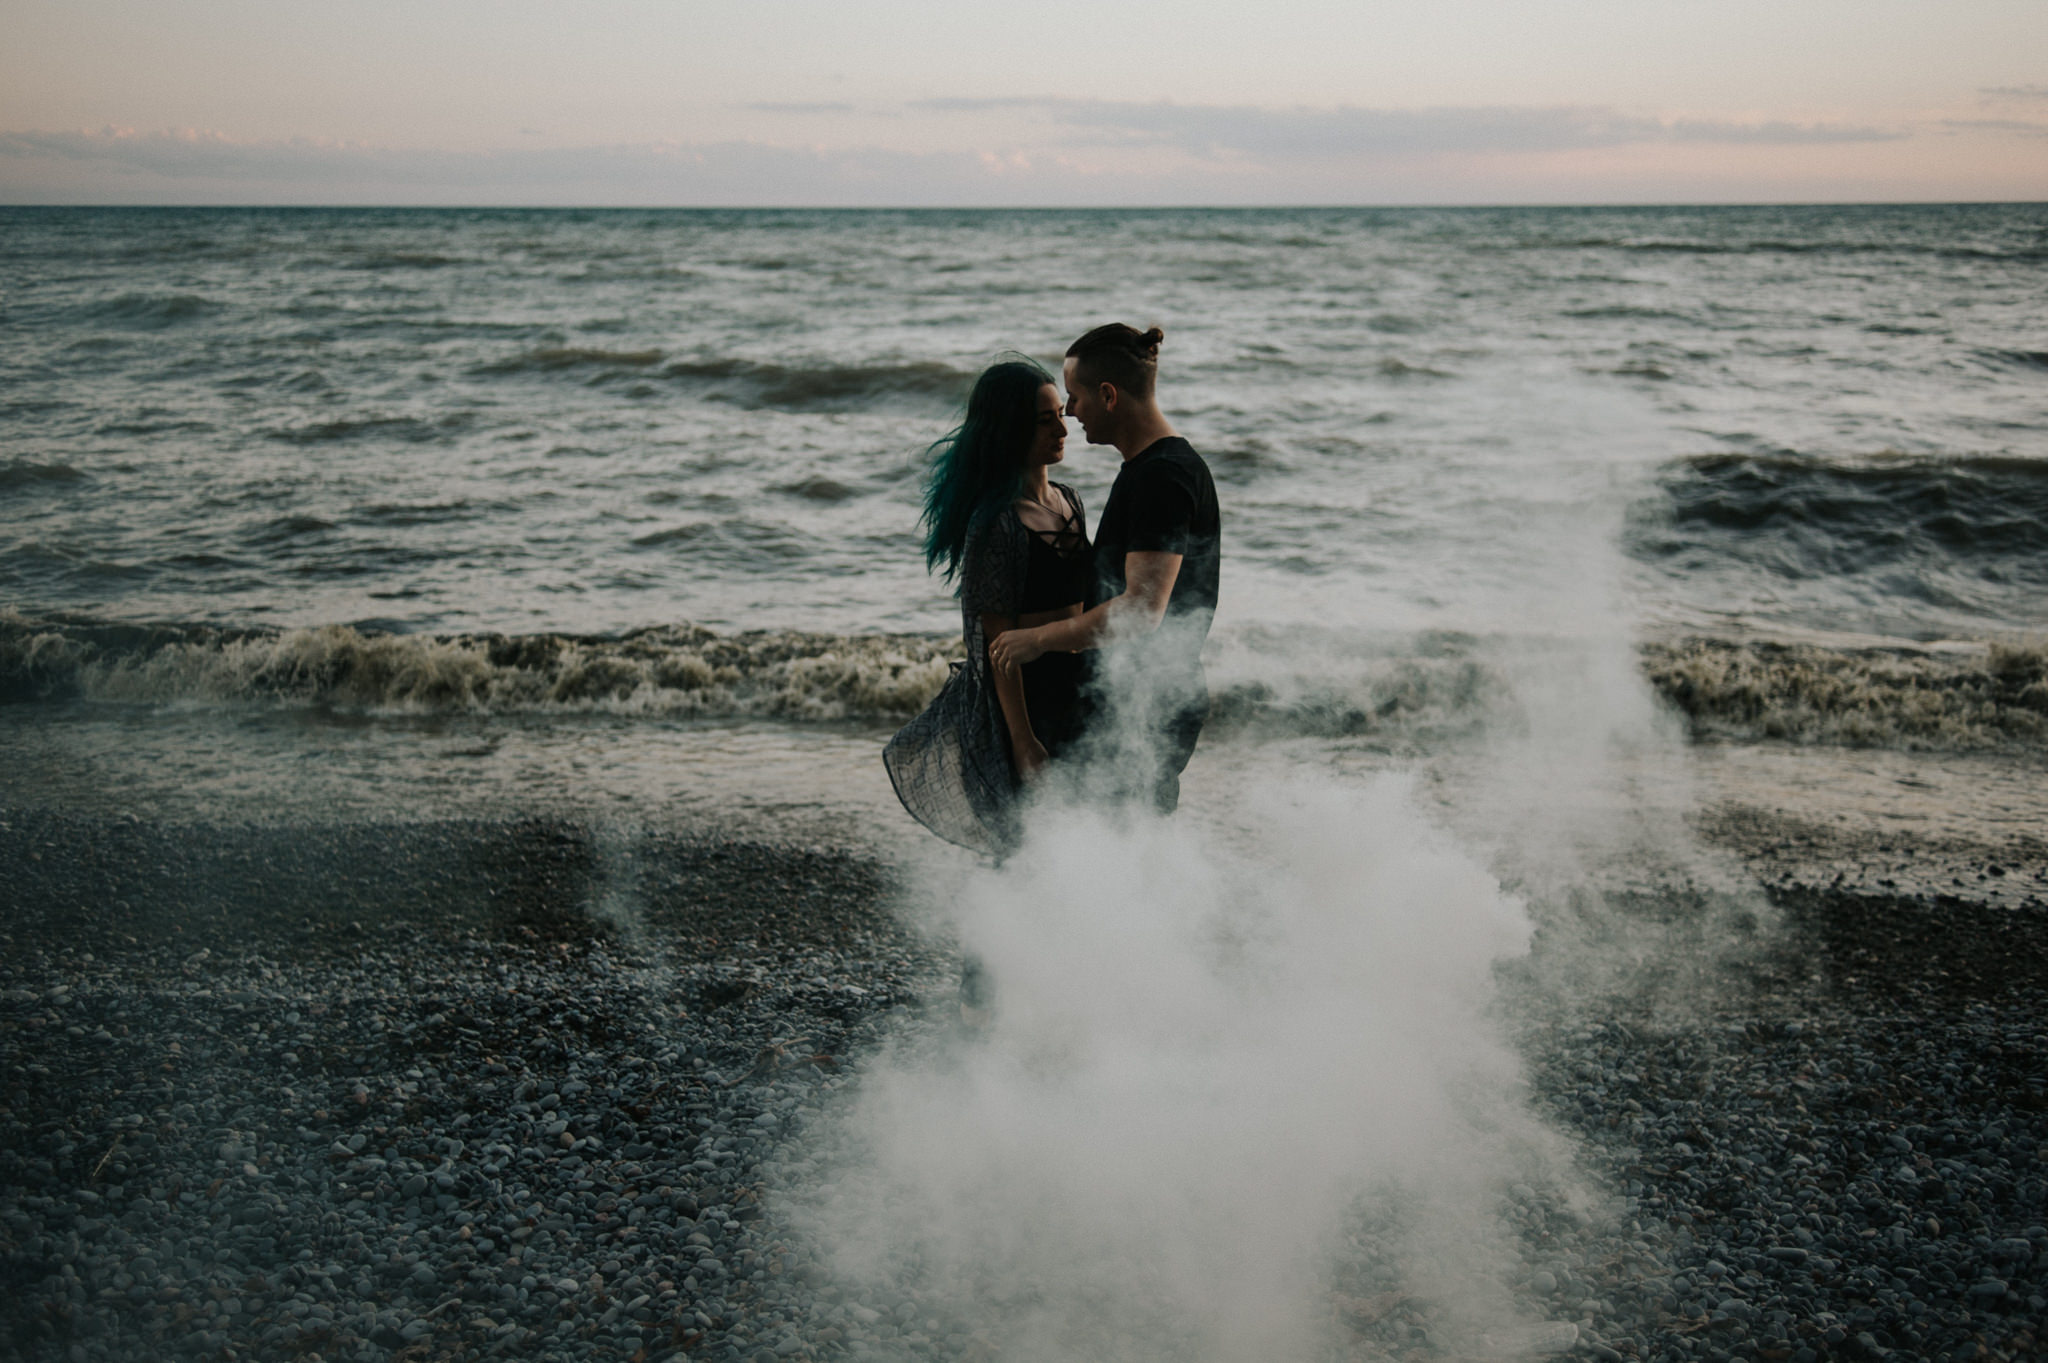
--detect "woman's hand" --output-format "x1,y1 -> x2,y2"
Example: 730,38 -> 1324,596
1013,737 -> 1051,782
989,626 -> 1045,670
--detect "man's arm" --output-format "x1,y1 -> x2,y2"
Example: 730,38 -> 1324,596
988,551 -> 1181,670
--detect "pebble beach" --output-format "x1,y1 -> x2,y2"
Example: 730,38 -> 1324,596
2,798 -> 2043,1363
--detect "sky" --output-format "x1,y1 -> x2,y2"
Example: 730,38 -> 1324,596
1,0 -> 2043,205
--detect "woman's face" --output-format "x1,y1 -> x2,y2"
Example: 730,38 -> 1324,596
1026,383 -> 1068,467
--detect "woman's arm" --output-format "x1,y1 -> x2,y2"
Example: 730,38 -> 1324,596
982,613 -> 1048,780
989,550 -> 1182,669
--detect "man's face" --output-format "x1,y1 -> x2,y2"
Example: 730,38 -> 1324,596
1062,357 -> 1114,446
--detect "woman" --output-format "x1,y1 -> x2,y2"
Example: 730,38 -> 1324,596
883,357 -> 1092,855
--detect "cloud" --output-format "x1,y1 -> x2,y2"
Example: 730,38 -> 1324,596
0,101 -> 1987,208
741,102 -> 857,115
916,98 -> 1904,158
0,126 -> 1010,205
1980,85 -> 2048,102
1940,118 -> 2048,138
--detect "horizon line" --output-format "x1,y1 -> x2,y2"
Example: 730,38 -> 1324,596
2,198 -> 2045,211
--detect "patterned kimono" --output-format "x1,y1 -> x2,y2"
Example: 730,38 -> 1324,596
882,504 -> 1044,855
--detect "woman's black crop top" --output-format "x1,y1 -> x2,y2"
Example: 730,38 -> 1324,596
1017,486 -> 1092,614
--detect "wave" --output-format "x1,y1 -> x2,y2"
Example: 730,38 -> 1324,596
79,292 -> 220,328
1373,357 -> 1454,380
5,610 -> 2043,753
0,544 -> 148,582
1630,452 -> 2048,576
476,347 -> 665,376
627,518 -> 808,562
662,357 -> 971,412
0,613 -> 957,720
245,514 -> 338,543
337,251 -> 462,270
1643,637 -> 2048,751
472,348 -> 974,409
1205,639 -> 1507,742
354,500 -> 489,526
95,417 -> 217,436
0,612 -> 1506,737
1980,348 -> 2048,371
1561,305 -> 1699,322
772,475 -> 861,503
269,414 -> 471,445
1506,237 -> 2048,263
0,460 -> 88,492
0,610 -> 1521,751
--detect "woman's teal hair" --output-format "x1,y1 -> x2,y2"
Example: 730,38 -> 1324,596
920,356 -> 1055,580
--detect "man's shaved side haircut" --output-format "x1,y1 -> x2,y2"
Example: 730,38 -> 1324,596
1066,323 -> 1164,400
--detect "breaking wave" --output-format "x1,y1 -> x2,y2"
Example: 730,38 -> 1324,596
0,613 -> 955,721
7,609 -> 2044,752
1643,637 -> 2048,751
0,612 -> 1516,739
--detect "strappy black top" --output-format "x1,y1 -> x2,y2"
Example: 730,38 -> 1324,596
1017,484 -> 1091,614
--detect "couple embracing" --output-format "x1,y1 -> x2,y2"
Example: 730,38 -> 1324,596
885,323 -> 1221,855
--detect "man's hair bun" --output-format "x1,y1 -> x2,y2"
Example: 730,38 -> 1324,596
1066,322 -> 1166,397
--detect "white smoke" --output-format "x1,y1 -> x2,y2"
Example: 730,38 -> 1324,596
802,775 -> 1564,1362
791,368 -> 1765,1358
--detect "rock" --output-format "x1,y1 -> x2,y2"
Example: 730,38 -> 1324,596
1482,1321 -> 1579,1356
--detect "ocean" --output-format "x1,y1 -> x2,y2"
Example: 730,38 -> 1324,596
2,204 -> 2045,829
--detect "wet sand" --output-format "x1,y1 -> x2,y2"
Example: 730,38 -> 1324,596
1692,742 -> 2048,910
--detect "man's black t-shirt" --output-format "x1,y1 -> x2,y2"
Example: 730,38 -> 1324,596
1083,435 -> 1220,810
1088,435 -> 1221,633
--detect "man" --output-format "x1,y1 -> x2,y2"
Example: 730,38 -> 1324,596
988,323 -> 1221,812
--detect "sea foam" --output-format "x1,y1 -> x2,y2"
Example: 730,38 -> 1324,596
7,610 -> 2045,751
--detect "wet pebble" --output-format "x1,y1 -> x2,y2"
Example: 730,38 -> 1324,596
0,816 -> 946,1362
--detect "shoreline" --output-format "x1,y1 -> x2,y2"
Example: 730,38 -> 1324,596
6,609 -> 2046,759
2,809 -> 2044,1361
